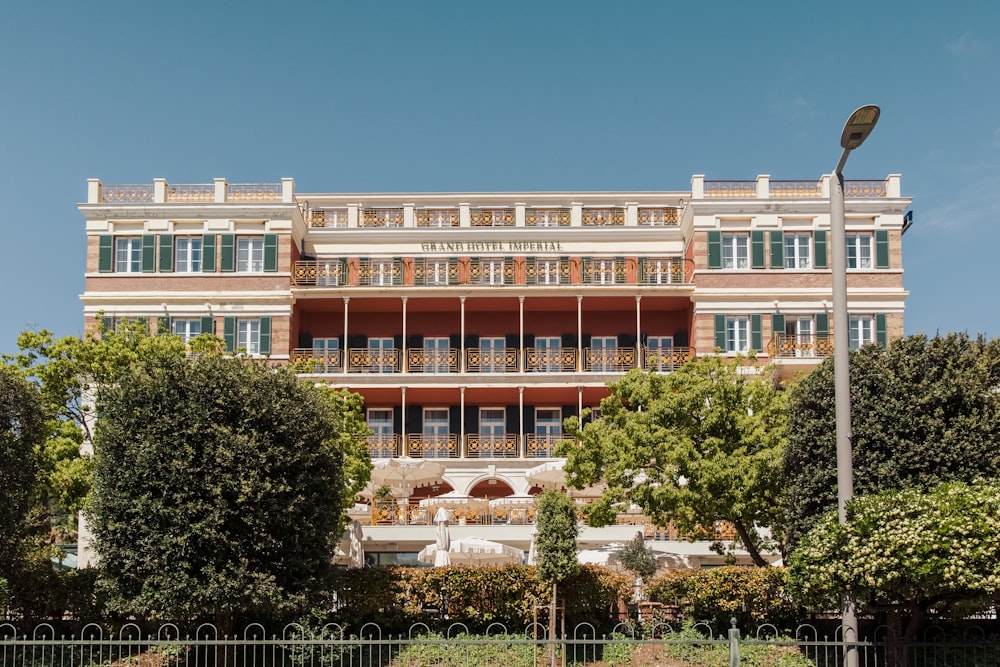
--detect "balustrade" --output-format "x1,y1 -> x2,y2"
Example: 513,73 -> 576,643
466,347 -> 519,373
367,434 -> 402,458
466,434 -> 519,458
406,434 -> 460,458
767,333 -> 834,358
406,347 -> 459,373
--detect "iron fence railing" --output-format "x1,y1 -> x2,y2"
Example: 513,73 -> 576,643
4,621 -> 996,667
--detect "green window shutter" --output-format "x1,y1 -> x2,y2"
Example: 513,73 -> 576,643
141,235 -> 156,273
875,313 -> 887,347
393,257 -> 403,285
771,313 -> 785,341
259,317 -> 272,355
156,316 -> 170,334
750,314 -> 762,352
769,231 -> 784,269
98,235 -> 113,272
263,234 -> 278,272
200,316 -> 215,335
707,231 -> 722,269
220,234 -> 235,272
202,234 -> 217,272
815,312 -> 829,337
100,316 -> 114,333
875,230 -> 890,269
714,314 -> 726,351
159,234 -> 174,272
751,231 -> 766,269
813,230 -> 828,269
223,317 -> 236,352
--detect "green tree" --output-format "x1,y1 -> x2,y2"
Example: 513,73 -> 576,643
534,488 -> 579,654
563,358 -> 787,566
784,333 -> 1000,547
88,353 -> 347,624
0,365 -> 45,575
317,387 -> 372,514
788,480 -> 1000,643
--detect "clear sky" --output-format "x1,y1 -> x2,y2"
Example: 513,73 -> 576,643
2,1 -> 998,356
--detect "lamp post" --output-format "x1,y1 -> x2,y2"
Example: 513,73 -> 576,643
831,104 -> 880,667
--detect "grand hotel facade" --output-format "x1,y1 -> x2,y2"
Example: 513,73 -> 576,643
79,174 -> 910,566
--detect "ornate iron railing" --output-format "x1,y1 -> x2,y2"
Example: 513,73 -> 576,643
292,260 -> 346,286
468,258 -> 516,285
524,258 -> 571,285
416,209 -> 458,227
406,434 -> 460,458
357,259 -> 403,286
470,208 -> 515,227
101,184 -> 154,203
466,347 -> 519,372
524,434 -> 565,457
165,183 -> 214,202
308,208 -> 348,227
767,333 -> 834,359
524,347 -> 577,372
703,180 -> 756,198
525,208 -> 571,227
638,257 -> 690,284
367,434 -> 401,458
581,258 -> 627,285
361,208 -> 403,228
584,347 -> 636,372
844,179 -> 888,198
346,348 -> 401,373
637,207 -> 680,225
291,348 -> 342,372
227,183 -> 281,201
406,348 -> 459,373
769,180 -> 822,198
642,346 -> 694,372
466,434 -> 519,458
413,258 -> 459,286
581,208 -> 625,226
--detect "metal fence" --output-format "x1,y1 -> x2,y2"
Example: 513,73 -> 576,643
2,621 -> 998,666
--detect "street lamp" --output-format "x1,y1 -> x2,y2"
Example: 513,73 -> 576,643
831,104 -> 879,667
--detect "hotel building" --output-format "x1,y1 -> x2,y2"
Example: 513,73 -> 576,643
79,174 -> 910,566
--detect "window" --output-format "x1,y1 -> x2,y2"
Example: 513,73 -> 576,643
115,237 -> 141,273
722,234 -> 749,269
535,336 -> 562,371
783,233 -> 812,269
535,258 -> 561,285
726,317 -> 750,353
535,408 -> 562,437
589,336 -> 618,372
479,408 -> 506,454
423,337 -> 451,373
646,335 -> 675,371
849,316 -> 874,350
481,259 -> 505,285
367,408 -> 395,458
237,237 -> 264,272
172,318 -> 202,343
422,408 -> 450,458
846,234 -> 873,269
237,319 -> 260,355
479,336 -> 505,372
175,237 -> 202,272
367,337 -> 395,373
785,318 -> 814,357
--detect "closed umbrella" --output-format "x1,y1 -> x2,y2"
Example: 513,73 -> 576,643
526,530 -> 538,566
433,507 -> 452,567
347,519 -> 365,569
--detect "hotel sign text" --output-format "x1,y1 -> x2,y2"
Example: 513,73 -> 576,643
420,241 -> 564,253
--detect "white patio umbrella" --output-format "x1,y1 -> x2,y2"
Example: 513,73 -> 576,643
433,507 -> 452,567
369,457 -> 446,495
524,460 -> 567,488
526,530 -> 538,566
347,519 -> 365,569
418,537 -> 524,567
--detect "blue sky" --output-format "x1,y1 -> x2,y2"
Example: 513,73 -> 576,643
2,1 -> 998,356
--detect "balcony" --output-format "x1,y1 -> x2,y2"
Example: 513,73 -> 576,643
767,333 -> 834,359
308,209 -> 348,228
466,434 -> 520,458
357,259 -> 403,286
524,258 -> 571,285
525,208 -> 570,227
102,184 -> 154,203
581,208 -> 625,226
367,434 -> 402,458
769,180 -> 822,198
406,434 -> 460,458
416,209 -> 458,227
470,208 -> 514,227
166,184 -> 214,202
639,257 -> 689,284
637,207 -> 680,226
524,434 -> 564,457
293,260 -> 346,286
413,258 -> 460,286
292,346 -> 695,375
468,258 -> 515,285
703,180 -> 756,198
361,208 -> 403,228
581,259 -> 627,285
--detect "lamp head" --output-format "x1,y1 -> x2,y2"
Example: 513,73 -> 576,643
840,105 -> 880,150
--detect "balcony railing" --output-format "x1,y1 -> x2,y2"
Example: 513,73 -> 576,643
525,208 -> 571,227
703,180 -> 756,198
844,180 -> 888,198
524,434 -> 565,457
308,209 -> 348,227
637,207 -> 680,226
357,259 -> 403,286
769,180 -> 822,198
767,333 -> 834,359
292,260 -> 346,286
581,208 -> 625,226
470,208 -> 514,227
102,184 -> 154,203
294,344 -> 694,374
466,434 -> 520,458
166,184 -> 214,202
406,434 -> 460,458
581,259 -> 627,285
227,183 -> 282,201
347,348 -> 401,373
367,434 -> 402,458
638,257 -> 690,284
407,348 -> 460,373
416,209 -> 458,227
642,346 -> 694,372
524,258 -> 571,285
524,347 -> 578,372
361,208 -> 403,228
466,347 -> 519,373
413,258 -> 460,286
468,258 -> 515,285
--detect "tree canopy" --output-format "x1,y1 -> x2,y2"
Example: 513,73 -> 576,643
563,358 -> 787,566
534,489 -> 580,586
88,353 -> 348,623
788,480 -> 1000,642
0,365 -> 45,574
784,332 -> 1000,546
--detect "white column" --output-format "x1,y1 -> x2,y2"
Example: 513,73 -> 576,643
577,295 -> 583,371
518,386 -> 525,458
343,297 -> 350,371
460,296 -> 466,372
519,296 -> 525,372
636,296 -> 642,370
460,386 -> 466,458
401,297 -> 408,373
400,387 -> 407,456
